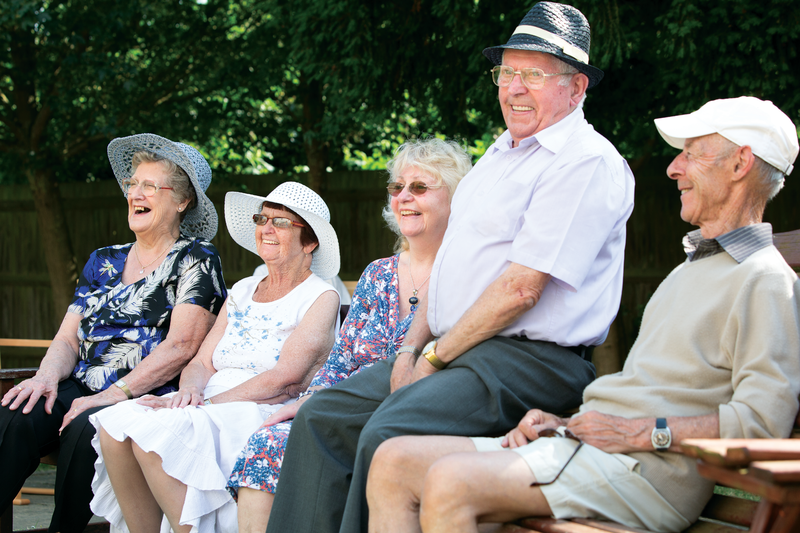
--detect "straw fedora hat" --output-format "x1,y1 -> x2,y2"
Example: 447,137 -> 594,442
108,133 -> 218,241
483,2 -> 604,89
225,182 -> 340,280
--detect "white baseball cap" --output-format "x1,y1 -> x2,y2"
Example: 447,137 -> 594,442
654,96 -> 799,176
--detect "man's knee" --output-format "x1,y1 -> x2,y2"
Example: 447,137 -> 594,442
370,437 -> 417,484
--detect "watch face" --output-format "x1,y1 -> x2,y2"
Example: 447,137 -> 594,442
423,340 -> 437,354
653,430 -> 670,447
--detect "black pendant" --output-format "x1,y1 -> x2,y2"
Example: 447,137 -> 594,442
409,296 -> 419,306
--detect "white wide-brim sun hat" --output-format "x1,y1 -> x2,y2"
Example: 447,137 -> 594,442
225,182 -> 340,280
107,133 -> 218,241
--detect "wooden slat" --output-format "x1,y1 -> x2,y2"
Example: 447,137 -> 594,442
513,518 -> 652,533
343,280 -> 358,296
681,439 -> 800,467
697,493 -> 757,527
696,462 -> 800,504
774,229 -> 800,268
0,338 -> 51,348
750,460 -> 800,484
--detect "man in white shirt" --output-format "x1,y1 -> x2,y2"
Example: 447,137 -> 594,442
366,97 -> 800,533
266,3 -> 635,532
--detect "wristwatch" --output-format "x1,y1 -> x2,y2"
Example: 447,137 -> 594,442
421,340 -> 447,370
651,418 -> 672,451
113,379 -> 133,400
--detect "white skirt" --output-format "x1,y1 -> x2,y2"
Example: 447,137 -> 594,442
89,370 -> 286,533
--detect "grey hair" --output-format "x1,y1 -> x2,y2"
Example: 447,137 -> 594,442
382,138 -> 472,253
752,155 -> 785,201
131,151 -> 197,220
716,137 -> 786,218
554,59 -> 579,87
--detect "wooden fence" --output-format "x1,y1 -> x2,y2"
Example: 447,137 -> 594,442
2,161 -> 799,369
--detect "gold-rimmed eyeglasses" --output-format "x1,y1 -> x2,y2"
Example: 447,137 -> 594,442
122,179 -> 174,197
491,66 -> 574,91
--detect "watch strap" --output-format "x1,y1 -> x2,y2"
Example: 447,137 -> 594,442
114,379 -> 133,400
422,340 -> 447,370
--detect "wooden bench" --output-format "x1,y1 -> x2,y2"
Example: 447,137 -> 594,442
496,229 -> 800,533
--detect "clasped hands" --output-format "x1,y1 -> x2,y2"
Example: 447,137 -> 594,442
502,409 -> 649,454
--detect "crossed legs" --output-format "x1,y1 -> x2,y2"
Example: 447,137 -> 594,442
367,435 -> 551,533
98,428 -> 190,533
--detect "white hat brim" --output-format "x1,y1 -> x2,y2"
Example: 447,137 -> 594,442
225,190 -> 340,280
654,114 -> 719,152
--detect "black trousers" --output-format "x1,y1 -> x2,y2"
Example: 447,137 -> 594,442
266,337 -> 596,533
0,377 -> 103,533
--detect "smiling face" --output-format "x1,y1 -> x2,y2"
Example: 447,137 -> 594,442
667,134 -> 739,235
255,204 -> 316,267
127,161 -> 188,240
390,166 -> 451,244
499,49 -> 586,146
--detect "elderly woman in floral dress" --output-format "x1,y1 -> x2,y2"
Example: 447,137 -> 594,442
226,138 -> 473,533
0,133 -> 226,533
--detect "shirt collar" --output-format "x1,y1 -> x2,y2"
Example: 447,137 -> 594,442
683,223 -> 773,263
489,107 -> 586,155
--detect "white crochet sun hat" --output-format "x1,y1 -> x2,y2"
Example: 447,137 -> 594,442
225,182 -> 340,280
107,133 -> 218,240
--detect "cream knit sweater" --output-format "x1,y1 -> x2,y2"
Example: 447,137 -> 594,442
579,245 -> 800,521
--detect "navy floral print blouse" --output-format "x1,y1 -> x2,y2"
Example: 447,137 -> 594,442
67,235 -> 226,393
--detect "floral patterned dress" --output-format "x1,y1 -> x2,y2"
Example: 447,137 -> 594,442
226,255 -> 414,495
68,236 -> 226,394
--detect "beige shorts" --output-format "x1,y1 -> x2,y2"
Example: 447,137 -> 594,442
471,436 -> 690,533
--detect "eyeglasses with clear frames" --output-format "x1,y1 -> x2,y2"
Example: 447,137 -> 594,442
122,179 -> 174,197
252,214 -> 306,229
491,66 -> 574,91
387,181 -> 442,197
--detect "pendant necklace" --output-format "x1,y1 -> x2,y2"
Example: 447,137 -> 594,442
133,240 -> 173,275
408,261 -> 432,306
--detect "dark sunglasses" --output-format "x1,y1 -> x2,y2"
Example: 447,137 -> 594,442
252,214 -> 305,229
529,427 -> 583,487
387,181 -> 443,197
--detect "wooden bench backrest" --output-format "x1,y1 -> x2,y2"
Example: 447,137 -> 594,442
774,229 -> 800,268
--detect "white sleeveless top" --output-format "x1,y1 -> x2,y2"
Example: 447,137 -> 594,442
204,272 -> 335,397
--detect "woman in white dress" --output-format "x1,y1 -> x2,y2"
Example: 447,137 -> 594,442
88,182 -> 341,533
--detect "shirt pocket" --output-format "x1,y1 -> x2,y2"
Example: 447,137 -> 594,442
470,178 -> 531,240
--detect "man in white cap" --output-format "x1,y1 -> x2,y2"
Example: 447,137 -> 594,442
267,3 -> 636,532
365,96 -> 800,533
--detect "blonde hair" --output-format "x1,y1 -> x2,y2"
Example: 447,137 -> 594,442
382,138 -> 472,253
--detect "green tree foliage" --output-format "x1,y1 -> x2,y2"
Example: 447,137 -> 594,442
572,0 -> 800,167
2,0 -> 800,317
0,0 -> 259,316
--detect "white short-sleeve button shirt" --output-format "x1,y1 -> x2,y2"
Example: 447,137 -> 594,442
428,108 -> 635,347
